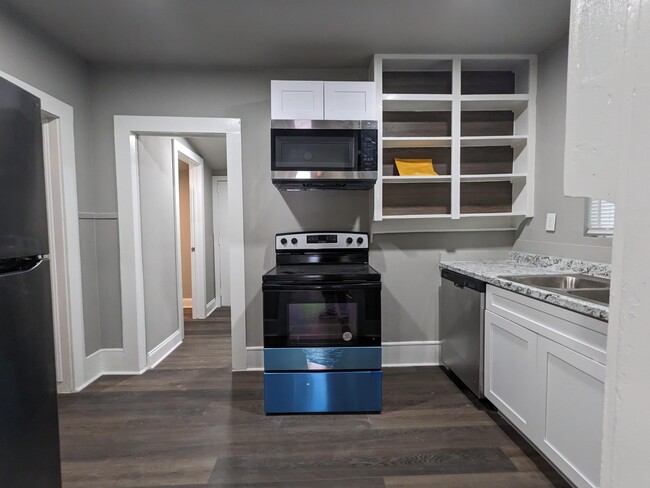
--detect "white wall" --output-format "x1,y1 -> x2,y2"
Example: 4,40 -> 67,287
514,35 -> 612,263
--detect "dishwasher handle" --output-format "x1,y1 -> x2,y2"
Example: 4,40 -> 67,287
441,268 -> 486,292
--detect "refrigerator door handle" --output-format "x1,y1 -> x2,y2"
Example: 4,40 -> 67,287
0,256 -> 44,275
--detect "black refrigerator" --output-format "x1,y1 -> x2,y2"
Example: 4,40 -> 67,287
0,76 -> 62,486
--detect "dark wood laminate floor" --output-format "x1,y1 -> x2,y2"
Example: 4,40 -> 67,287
57,308 -> 569,488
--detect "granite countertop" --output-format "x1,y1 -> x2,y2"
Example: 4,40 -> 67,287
439,252 -> 610,322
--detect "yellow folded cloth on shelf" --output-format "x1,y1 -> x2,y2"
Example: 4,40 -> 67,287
394,158 -> 439,176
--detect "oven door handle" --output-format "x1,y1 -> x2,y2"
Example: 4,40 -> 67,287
262,282 -> 381,291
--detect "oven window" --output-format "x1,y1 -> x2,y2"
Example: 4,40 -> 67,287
288,293 -> 358,344
275,135 -> 356,169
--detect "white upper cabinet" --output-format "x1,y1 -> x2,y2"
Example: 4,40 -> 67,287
323,82 -> 376,120
271,80 -> 376,120
271,81 -> 324,120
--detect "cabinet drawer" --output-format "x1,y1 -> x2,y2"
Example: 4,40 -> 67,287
487,285 -> 607,364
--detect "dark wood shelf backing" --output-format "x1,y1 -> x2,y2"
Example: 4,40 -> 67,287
383,111 -> 452,137
461,71 -> 516,95
460,181 -> 513,213
460,147 -> 514,175
383,71 -> 452,95
461,111 -> 514,137
383,147 -> 451,176
383,182 -> 451,215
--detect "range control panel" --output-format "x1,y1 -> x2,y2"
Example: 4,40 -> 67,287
276,232 -> 369,250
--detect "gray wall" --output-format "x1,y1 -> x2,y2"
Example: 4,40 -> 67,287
514,35 -> 612,263
203,158 -> 216,304
0,7 -> 108,354
88,66 -> 370,347
370,233 -> 514,342
137,136 -> 182,351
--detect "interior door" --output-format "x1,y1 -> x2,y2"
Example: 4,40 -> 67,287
217,180 -> 230,306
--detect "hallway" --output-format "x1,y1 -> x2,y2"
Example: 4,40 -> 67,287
57,309 -> 567,487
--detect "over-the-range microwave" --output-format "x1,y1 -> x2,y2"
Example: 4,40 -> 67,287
271,120 -> 378,190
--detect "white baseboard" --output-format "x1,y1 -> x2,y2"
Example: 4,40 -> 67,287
183,298 -> 193,309
206,297 -> 218,316
245,346 -> 264,371
245,341 -> 441,371
79,348 -> 133,391
382,341 -> 441,367
147,330 -> 183,369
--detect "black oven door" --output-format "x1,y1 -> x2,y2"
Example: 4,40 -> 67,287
263,282 -> 381,348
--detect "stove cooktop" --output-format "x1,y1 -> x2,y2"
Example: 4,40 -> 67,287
262,264 -> 381,283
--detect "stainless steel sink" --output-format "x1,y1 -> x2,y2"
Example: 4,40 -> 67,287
566,288 -> 610,305
498,273 -> 610,306
500,274 -> 610,290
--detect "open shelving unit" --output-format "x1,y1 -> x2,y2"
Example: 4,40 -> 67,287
370,54 -> 537,233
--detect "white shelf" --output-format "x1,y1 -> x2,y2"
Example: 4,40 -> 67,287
383,94 -> 452,112
460,94 -> 529,113
382,213 -> 452,220
383,175 -> 451,183
383,137 -> 452,148
459,211 -> 527,218
372,54 -> 537,230
460,173 -> 527,183
460,135 -> 527,147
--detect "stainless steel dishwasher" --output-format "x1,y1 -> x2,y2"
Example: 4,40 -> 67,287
440,268 -> 486,399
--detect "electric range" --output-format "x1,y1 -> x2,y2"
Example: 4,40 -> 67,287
262,231 -> 382,414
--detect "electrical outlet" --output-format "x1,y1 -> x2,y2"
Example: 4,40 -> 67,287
545,213 -> 557,232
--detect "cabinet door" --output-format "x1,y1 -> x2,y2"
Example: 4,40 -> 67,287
484,310 -> 538,437
324,82 -> 376,120
536,336 -> 605,488
271,81 -> 324,120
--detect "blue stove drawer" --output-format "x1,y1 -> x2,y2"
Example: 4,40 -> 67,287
264,371 -> 382,414
264,347 -> 381,371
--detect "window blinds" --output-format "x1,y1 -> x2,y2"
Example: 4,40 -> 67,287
587,198 -> 615,235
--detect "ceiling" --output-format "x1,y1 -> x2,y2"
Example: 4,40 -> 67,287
186,136 -> 227,173
1,0 -> 570,69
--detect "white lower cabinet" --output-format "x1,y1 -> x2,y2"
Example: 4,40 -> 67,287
485,285 -> 607,488
536,336 -> 605,488
484,310 -> 538,437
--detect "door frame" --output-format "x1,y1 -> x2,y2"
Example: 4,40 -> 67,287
0,71 -> 86,393
114,116 -> 246,372
172,140 -> 207,326
212,176 -> 228,308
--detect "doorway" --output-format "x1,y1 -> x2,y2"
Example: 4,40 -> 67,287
116,120 -> 244,373
177,161 -> 193,313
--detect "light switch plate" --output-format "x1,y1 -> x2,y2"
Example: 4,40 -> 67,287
545,213 -> 557,232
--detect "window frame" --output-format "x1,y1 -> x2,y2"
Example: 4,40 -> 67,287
585,198 -> 615,237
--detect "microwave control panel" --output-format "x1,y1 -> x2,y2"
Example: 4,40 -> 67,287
359,130 -> 378,171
